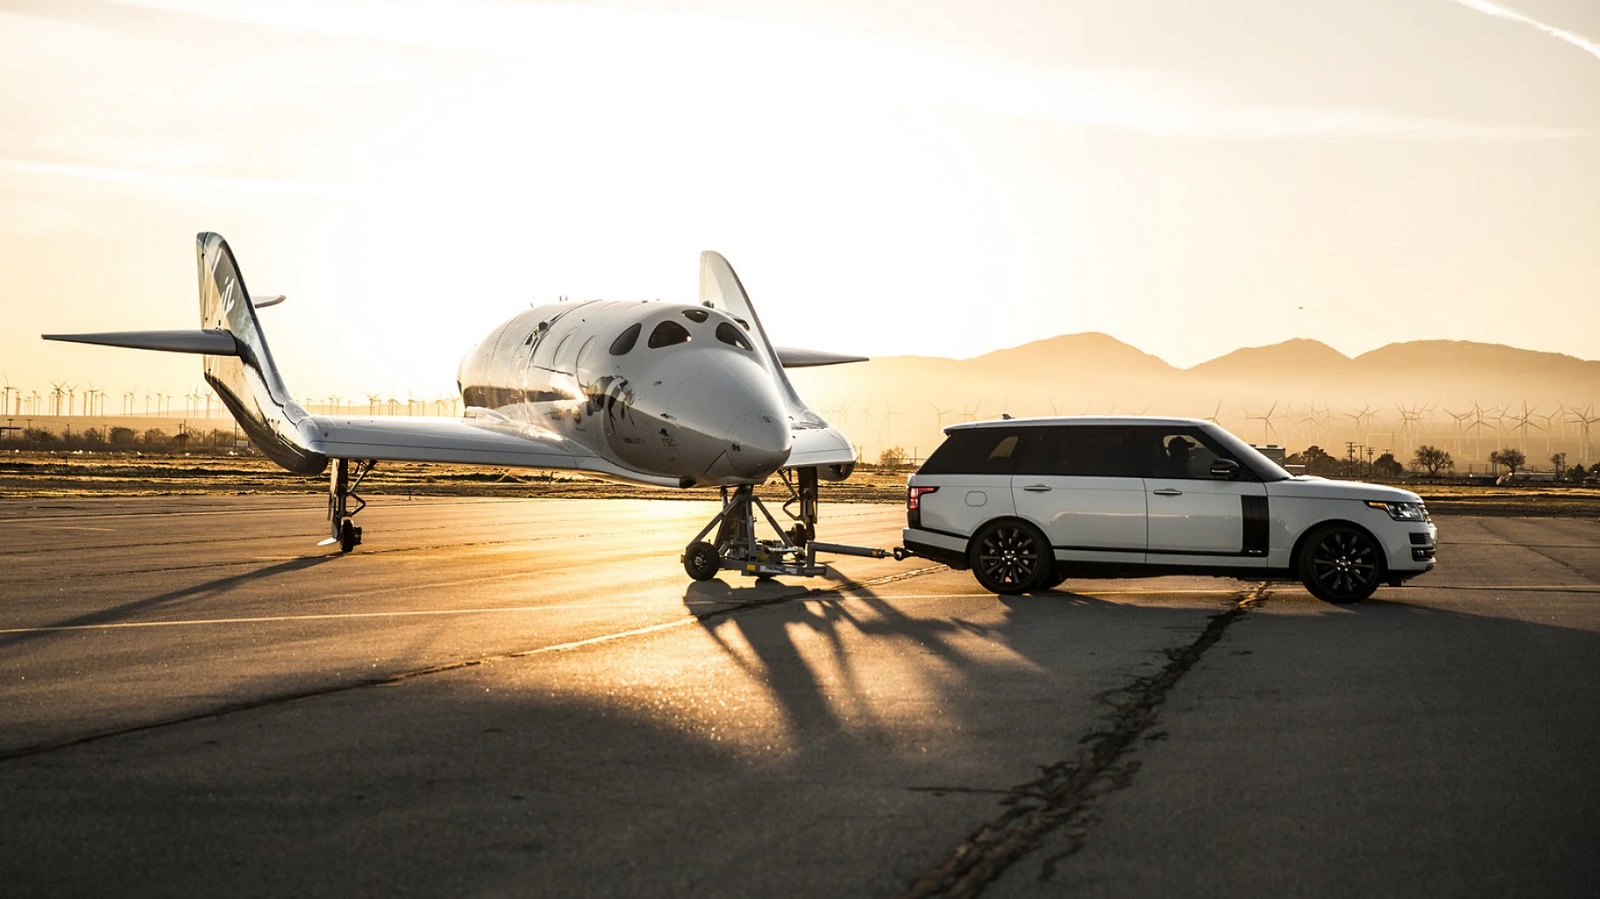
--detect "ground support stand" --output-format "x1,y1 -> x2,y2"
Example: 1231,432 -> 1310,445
681,467 -> 908,580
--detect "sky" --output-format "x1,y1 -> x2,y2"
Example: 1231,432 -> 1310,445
2,0 -> 1598,407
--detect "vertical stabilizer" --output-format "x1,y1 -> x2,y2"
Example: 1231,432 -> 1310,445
698,252 -> 855,473
699,252 -> 811,421
196,233 -> 327,474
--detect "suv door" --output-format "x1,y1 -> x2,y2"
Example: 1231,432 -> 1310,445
1012,425 -> 1146,563
1136,426 -> 1269,565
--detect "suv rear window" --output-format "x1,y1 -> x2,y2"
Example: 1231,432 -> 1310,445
919,428 -> 1028,476
1015,426 -> 1139,477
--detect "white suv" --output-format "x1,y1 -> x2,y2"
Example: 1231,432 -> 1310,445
902,417 -> 1436,602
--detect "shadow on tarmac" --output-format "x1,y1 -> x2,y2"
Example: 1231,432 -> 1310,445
0,554 -> 340,653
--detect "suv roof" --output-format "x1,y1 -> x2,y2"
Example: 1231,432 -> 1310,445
944,415 -> 1211,433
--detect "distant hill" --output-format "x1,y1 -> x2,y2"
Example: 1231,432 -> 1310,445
967,332 -> 1177,377
1187,338 -> 1353,380
1355,340 -> 1600,383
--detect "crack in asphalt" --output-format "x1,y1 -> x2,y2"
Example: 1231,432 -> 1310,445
0,565 -> 946,763
898,584 -> 1271,899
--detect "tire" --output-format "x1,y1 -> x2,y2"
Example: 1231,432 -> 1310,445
968,520 -> 1051,595
1299,524 -> 1383,603
1040,569 -> 1068,591
683,541 -> 721,581
338,520 -> 359,553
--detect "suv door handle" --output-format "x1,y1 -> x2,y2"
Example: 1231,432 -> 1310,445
1021,484 -> 1052,493
1152,488 -> 1183,496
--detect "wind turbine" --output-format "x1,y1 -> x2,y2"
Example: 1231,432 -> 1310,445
1532,407 -> 1561,454
1442,406 -> 1475,456
1295,402 -> 1323,448
1507,401 -> 1541,448
1462,402 -> 1500,462
366,392 -> 382,415
1271,402 -> 1295,443
878,396 -> 906,446
1566,403 -> 1599,463
1395,403 -> 1427,449
1245,402 -> 1278,444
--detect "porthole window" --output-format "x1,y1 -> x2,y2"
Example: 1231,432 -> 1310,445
716,322 -> 753,351
609,322 -> 642,356
648,320 -> 692,349
681,308 -> 709,323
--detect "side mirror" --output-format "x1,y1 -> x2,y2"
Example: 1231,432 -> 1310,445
1210,459 -> 1242,480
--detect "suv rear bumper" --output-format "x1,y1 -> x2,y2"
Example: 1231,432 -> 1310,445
902,528 -> 968,569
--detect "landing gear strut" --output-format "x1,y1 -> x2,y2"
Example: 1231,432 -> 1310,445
322,458 -> 374,553
681,467 -> 907,581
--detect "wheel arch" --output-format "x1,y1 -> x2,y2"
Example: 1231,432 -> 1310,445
966,515 -> 1053,557
1289,518 -> 1390,573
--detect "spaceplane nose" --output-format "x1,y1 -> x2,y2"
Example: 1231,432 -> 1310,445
726,408 -> 791,478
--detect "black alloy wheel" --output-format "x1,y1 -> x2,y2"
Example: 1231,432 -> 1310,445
1299,524 -> 1383,603
969,521 -> 1050,595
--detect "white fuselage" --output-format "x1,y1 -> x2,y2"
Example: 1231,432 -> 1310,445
455,300 -> 793,486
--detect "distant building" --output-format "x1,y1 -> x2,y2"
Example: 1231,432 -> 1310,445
1252,444 -> 1287,466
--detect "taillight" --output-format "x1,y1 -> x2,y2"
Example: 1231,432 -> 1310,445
907,485 -> 938,528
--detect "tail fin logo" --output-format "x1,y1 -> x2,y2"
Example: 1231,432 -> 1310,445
220,274 -> 238,315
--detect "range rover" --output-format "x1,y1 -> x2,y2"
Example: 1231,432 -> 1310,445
902,417 -> 1436,602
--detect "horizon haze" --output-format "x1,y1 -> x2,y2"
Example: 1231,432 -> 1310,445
10,330 -> 1598,471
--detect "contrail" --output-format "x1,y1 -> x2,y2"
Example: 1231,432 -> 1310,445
1449,0 -> 1600,61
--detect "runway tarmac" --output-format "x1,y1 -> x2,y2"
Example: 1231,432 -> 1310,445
2,495 -> 1597,897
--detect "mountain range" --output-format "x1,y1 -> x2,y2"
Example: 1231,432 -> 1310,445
787,334 -> 1600,461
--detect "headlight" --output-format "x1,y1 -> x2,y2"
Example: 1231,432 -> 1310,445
1366,500 -> 1428,521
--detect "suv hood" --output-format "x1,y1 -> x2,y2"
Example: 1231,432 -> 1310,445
1267,476 -> 1423,504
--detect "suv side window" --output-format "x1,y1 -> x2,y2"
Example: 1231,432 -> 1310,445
1015,426 -> 1140,477
920,428 -> 1028,476
1136,427 -> 1249,480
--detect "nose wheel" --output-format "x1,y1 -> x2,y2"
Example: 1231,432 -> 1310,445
683,541 -> 721,581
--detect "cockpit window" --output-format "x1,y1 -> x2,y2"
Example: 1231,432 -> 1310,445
609,322 -> 642,356
716,322 -> 753,351
647,320 -> 692,349
681,308 -> 709,323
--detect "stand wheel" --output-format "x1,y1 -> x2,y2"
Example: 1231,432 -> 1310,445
339,520 -> 361,553
683,541 -> 720,581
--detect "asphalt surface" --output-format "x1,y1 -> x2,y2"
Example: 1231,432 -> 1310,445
1,496 -> 1596,897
